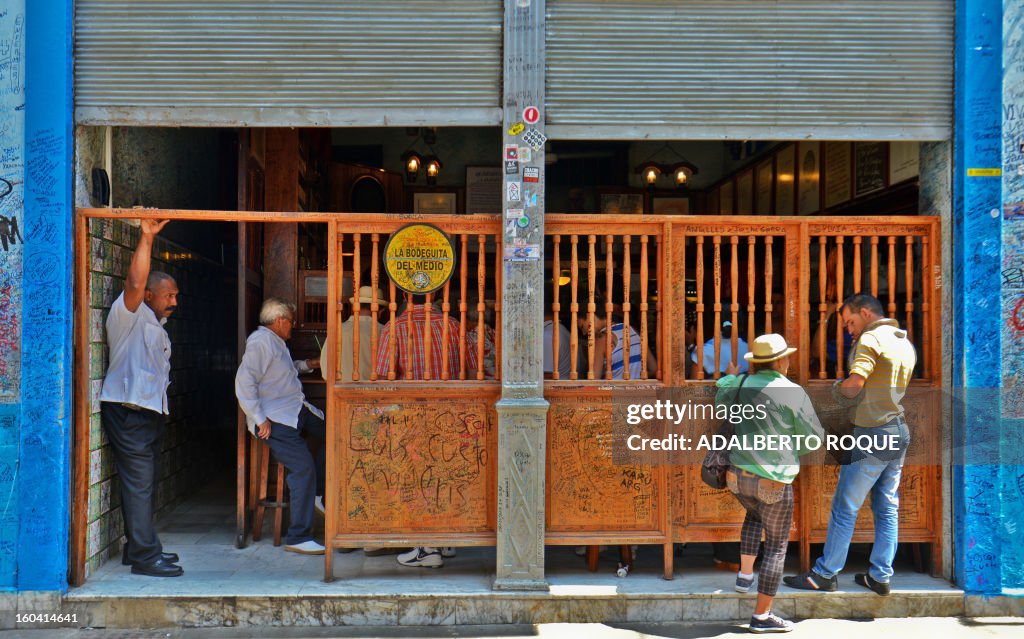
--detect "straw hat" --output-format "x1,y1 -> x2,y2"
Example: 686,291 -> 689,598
743,333 -> 797,363
350,286 -> 382,305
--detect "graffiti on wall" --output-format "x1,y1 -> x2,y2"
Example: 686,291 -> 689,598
0,10 -> 23,403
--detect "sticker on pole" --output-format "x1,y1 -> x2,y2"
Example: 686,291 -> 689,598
383,224 -> 456,295
522,128 -> 547,151
523,106 -> 540,124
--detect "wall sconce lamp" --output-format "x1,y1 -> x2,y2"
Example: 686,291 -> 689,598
402,151 -> 422,183
634,144 -> 699,190
424,156 -> 442,186
401,128 -> 442,184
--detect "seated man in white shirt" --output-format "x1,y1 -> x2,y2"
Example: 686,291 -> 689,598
235,298 -> 327,555
692,319 -> 750,376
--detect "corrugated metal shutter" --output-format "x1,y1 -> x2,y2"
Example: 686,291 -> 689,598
75,1 -> 503,126
546,1 -> 953,140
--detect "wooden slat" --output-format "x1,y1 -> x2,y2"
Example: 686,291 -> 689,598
604,234 -> 614,379
835,236 -> 846,379
552,234 -> 562,380
422,291 -> 433,381
570,234 -> 580,380
387,280 -> 397,380
853,236 -> 863,295
746,236 -> 756,349
729,236 -> 739,371
622,235 -> 632,380
888,235 -> 898,319
370,234 -> 381,381
712,235 -> 722,380
477,234 -> 486,381
817,235 -> 828,380
441,280 -> 452,381
905,236 -> 915,345
764,236 -> 774,334
587,234 -> 597,380
352,233 -> 362,381
870,235 -> 880,298
494,230 -> 502,381
695,236 -> 705,380
459,234 -> 469,379
640,235 -> 649,381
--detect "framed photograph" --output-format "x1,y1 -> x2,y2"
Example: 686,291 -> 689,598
755,159 -> 773,214
774,144 -> 796,215
651,196 -> 690,215
599,192 -> 645,215
797,141 -> 821,215
465,166 -> 503,215
736,170 -> 754,215
824,142 -> 852,209
411,190 -> 459,215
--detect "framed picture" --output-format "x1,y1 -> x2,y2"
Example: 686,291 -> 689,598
824,142 -> 852,209
755,159 -> 773,214
774,144 -> 796,215
854,141 -> 887,197
651,196 -> 690,215
599,192 -> 645,215
465,166 -> 503,215
736,170 -> 754,215
411,190 -> 459,215
797,141 -> 821,215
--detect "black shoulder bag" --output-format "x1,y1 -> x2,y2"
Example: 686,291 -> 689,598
700,374 -> 749,489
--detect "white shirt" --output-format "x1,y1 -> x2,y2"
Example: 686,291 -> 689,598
99,292 -> 171,414
694,336 -> 750,374
236,326 -> 317,432
544,320 -> 574,378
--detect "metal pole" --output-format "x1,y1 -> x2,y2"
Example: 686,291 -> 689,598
494,0 -> 548,591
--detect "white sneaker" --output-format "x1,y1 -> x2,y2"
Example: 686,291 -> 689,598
314,496 -> 326,517
440,547 -> 457,558
285,540 -> 325,555
397,546 -> 443,568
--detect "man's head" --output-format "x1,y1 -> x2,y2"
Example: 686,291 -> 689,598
144,271 -> 179,320
839,293 -> 884,340
260,298 -> 297,340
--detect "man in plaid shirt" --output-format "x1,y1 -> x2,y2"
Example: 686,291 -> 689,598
374,299 -> 478,381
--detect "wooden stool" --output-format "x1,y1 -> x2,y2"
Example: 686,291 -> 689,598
249,435 -> 288,546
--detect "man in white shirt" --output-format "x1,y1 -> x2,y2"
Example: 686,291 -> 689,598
693,320 -> 750,376
236,298 -> 327,555
99,219 -> 183,577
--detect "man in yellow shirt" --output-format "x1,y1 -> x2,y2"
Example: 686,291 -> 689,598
785,294 -> 916,596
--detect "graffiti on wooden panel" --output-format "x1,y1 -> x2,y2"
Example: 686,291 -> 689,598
548,398 -> 659,531
343,401 -> 493,531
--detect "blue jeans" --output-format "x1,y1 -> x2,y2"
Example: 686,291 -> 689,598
813,418 -> 911,583
266,405 -> 326,545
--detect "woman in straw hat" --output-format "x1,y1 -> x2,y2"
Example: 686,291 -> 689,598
716,333 -> 823,633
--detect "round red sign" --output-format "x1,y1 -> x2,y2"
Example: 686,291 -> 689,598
523,106 -> 540,124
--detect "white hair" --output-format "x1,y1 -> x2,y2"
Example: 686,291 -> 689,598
259,298 -> 296,325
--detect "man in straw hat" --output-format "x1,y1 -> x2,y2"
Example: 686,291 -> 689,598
321,285 -> 385,383
718,333 -> 822,633
785,293 -> 916,596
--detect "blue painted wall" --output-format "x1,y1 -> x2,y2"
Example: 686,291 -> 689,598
0,0 -> 73,592
954,0 -> 1024,595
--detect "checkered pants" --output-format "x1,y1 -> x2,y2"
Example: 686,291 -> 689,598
729,469 -> 795,597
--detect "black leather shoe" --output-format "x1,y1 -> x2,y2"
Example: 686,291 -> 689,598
130,557 -> 184,577
122,548 -> 179,566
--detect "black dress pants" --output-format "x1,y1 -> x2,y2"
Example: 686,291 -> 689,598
101,402 -> 165,565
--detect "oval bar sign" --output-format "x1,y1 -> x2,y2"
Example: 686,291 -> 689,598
383,224 -> 456,294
